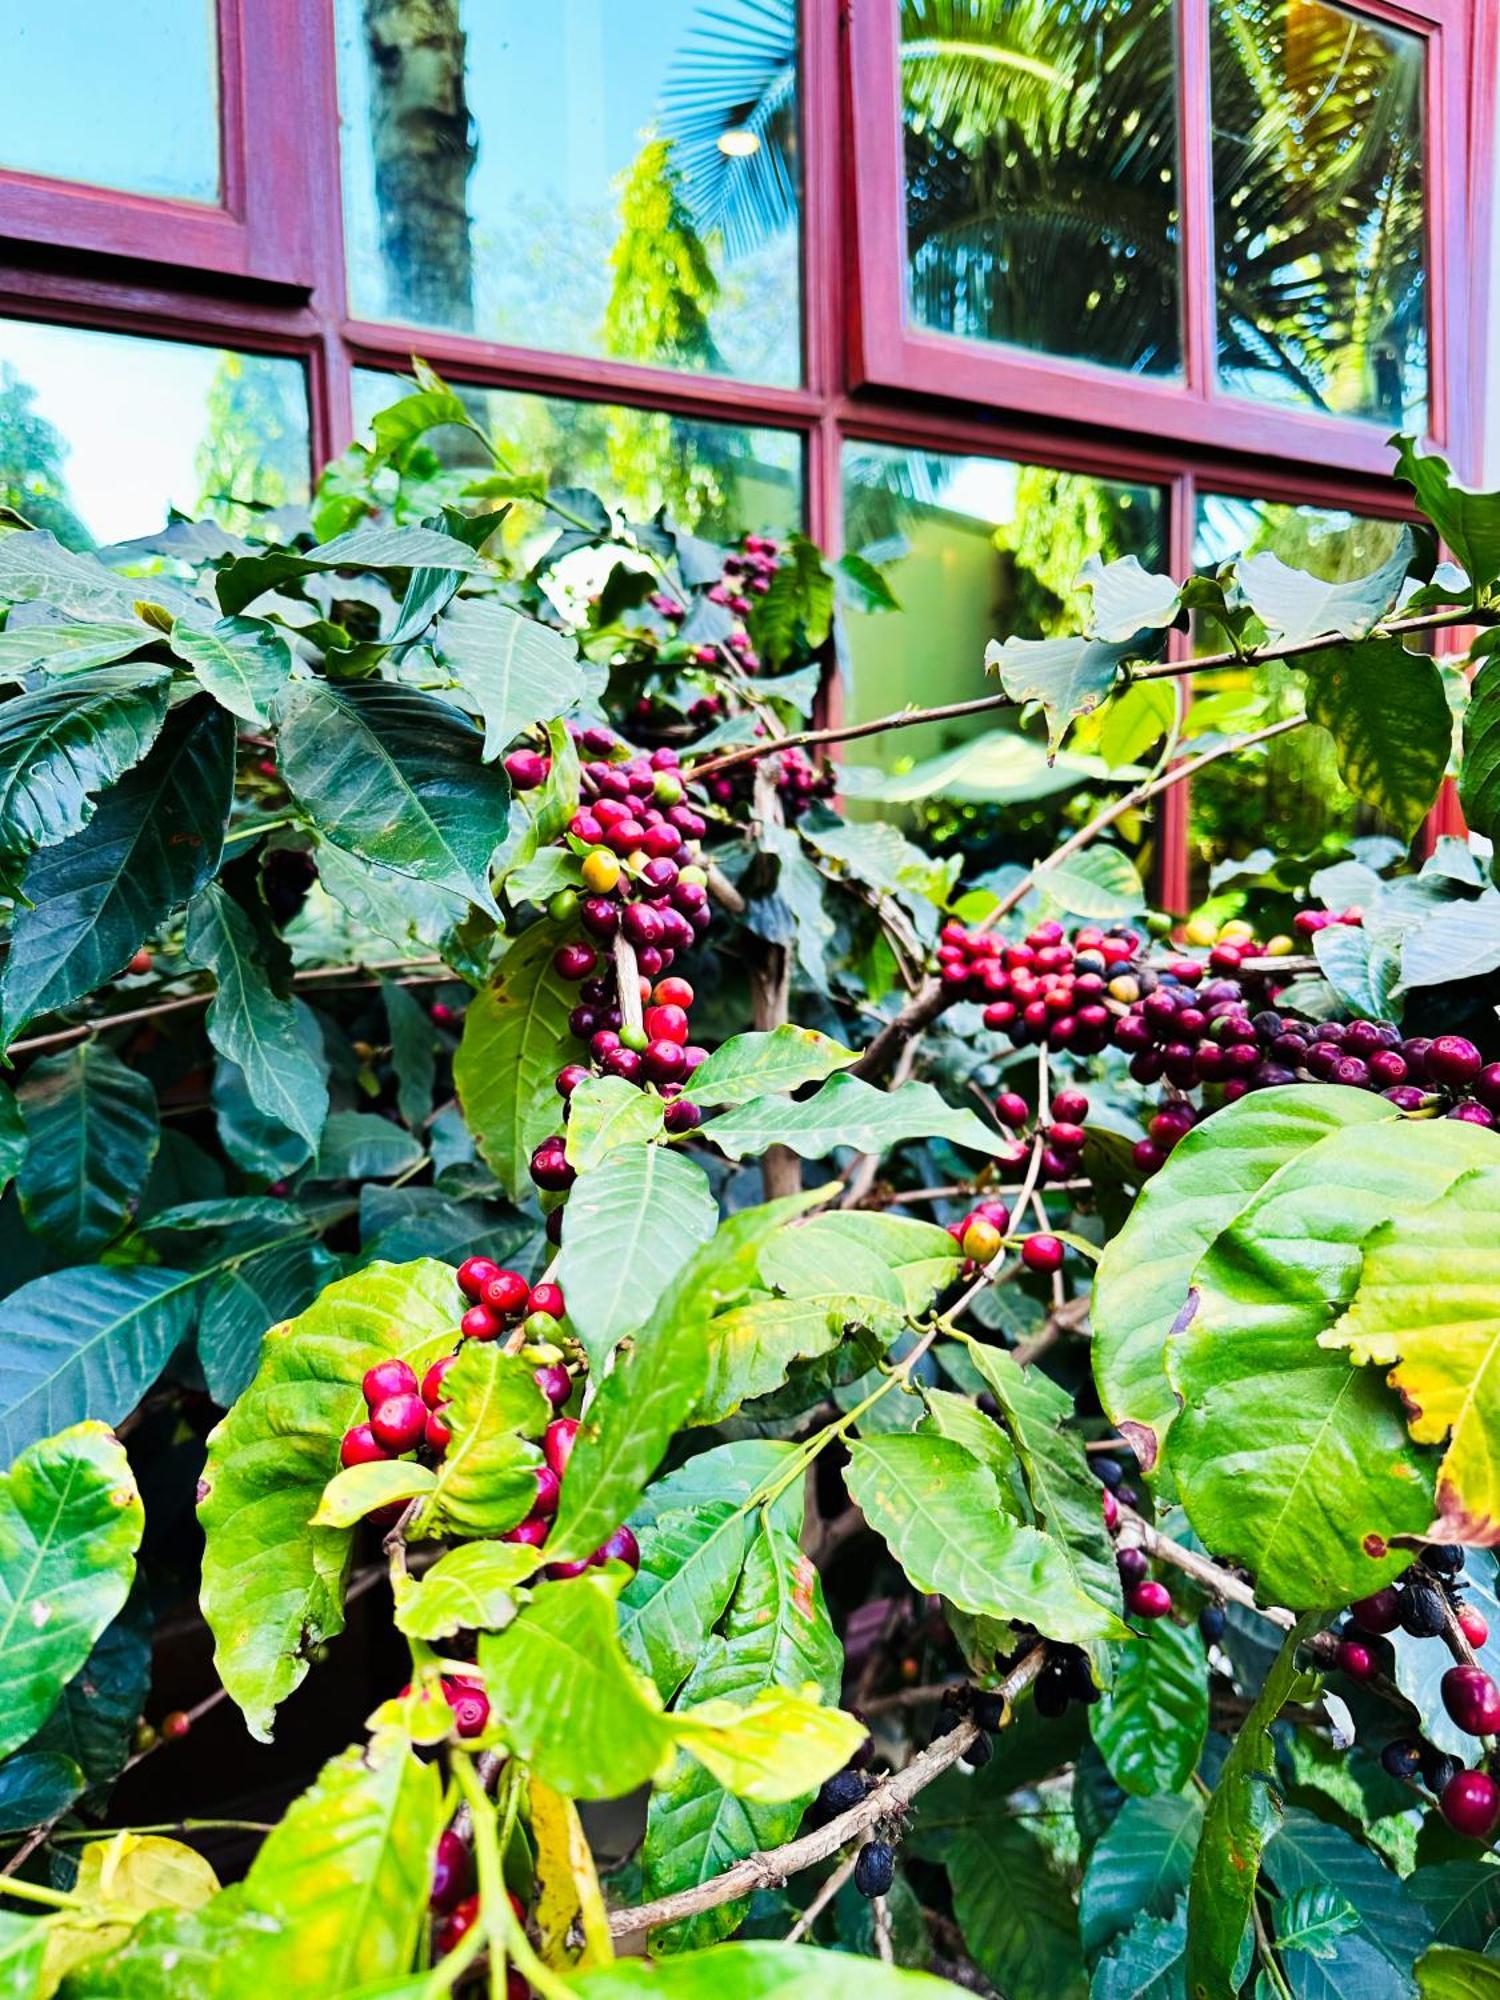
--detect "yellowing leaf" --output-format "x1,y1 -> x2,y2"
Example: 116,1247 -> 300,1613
42,1833 -> 217,1991
529,1775 -> 614,1971
1325,1164 -> 1500,1540
675,1688 -> 866,1804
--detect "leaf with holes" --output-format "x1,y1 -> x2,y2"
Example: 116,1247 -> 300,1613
17,1041 -> 159,1255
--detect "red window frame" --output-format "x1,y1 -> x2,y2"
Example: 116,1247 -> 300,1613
848,0 -> 1475,479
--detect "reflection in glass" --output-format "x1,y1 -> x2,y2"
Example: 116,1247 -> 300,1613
0,321 -> 310,549
1188,496 -> 1410,885
336,1 -> 801,386
351,370 -> 803,561
1211,0 -> 1427,427
841,442 -> 1165,816
900,0 -> 1180,374
1,2 -> 220,203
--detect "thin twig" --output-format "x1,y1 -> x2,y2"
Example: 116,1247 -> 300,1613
784,1852 -> 859,1944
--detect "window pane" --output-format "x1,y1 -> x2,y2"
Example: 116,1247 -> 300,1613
841,442 -> 1165,865
900,0 -> 1180,374
336,2 -> 801,387
352,370 -> 803,561
0,3 -> 219,203
1211,0 -> 1427,428
1188,495 -> 1410,888
0,321 -> 310,548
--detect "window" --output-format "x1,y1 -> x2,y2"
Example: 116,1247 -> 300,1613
336,0 -> 802,386
0,320 -> 310,547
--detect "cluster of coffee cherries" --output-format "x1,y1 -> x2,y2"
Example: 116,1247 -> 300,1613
990,1085 -> 1093,1192
1333,1550 -> 1499,1840
1094,1452 -> 1179,1624
648,532 -> 784,677
696,737 -> 835,824
938,919 -> 1135,1056
430,1861 -> 528,1992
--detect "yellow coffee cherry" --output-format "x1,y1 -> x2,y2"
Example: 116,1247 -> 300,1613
961,1218 -> 1003,1264
581,848 -> 621,894
1265,934 -> 1295,957
1218,919 -> 1255,944
1184,918 -> 1217,946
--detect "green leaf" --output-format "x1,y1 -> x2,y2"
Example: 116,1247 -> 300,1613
948,1817 -> 1088,1999
558,1144 -> 719,1371
0,1264 -> 200,1461
986,632 -> 1137,751
845,1434 -> 1126,1645
0,1748 -> 83,1832
762,824 -> 835,992
1079,553 -> 1182,643
1092,1086 -> 1395,1474
563,1077 -> 666,1172
672,1686 -> 861,1805
168,614 -> 292,726
0,1423 -> 142,1761
0,698 -> 235,1046
756,534 -> 834,669
0,1909 -> 49,1991
435,597 -> 588,760
1080,1795 -> 1202,1957
1234,532 -> 1412,648
0,1084 -> 23,1201
687,1027 -> 859,1109
619,1502 -> 755,1702
1416,1943 -> 1500,1997
1392,440 -> 1500,598
1312,922 -> 1402,1019
1090,1619 -> 1208,1798
1399,895 -> 1500,993
643,1521 -> 841,1950
1167,1117 -> 1495,1605
198,1259 -> 460,1739
409,1340 -> 547,1541
185,884 -> 328,1156
0,529 -> 165,619
1459,656 -> 1500,860
198,1235 -> 335,1407
26,1594 -> 152,1806
801,816 -> 957,926
1186,1615 -> 1321,2000
1296,637 -> 1451,836
1409,1859 -> 1500,1951
17,1042 -> 159,1254
454,918 -> 578,1200
369,387 -> 473,461
276,680 -> 505,909
1091,1905 -> 1189,2000
311,1459 -> 436,1529
700,1073 -> 1003,1162
393,1539 -> 539,1643
0,667 -> 171,890
217,526 -> 492,614
1272,1885 -> 1360,1959
569,1941 -> 957,1998
0,619 -> 152,677
382,978 -> 437,1133
314,1110 -> 424,1181
1036,844 -> 1147,920
1266,1809 -> 1432,1988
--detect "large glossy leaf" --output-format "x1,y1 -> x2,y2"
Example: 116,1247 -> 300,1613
1265,1809 -> 1432,1997
643,1520 -> 840,1951
0,698 -> 235,1045
168,614 -> 291,726
381,977 -> 437,1132
185,884 -> 328,1155
687,1026 -> 859,1109
0,620 -> 151,677
0,1424 -> 142,1761
1089,1620 -> 1208,1799
845,1434 -> 1126,1645
1296,637 -> 1451,836
435,596 -> 588,759
1398,896 -> 1500,994
314,1110 -> 424,1181
1092,1087 -> 1393,1472
0,1749 -> 84,1832
570,1942 -> 956,1998
408,1340 -> 546,1540
276,680 -> 506,908
216,525 -> 491,614
0,1264 -> 199,1462
453,917 -> 577,1199
1392,440 -> 1500,597
0,667 -> 170,889
0,529 -> 165,619
0,1083 -> 23,1200
197,1234 -> 337,1407
700,1073 -> 1004,1161
1415,1943 -> 1500,1997
1080,1795 -> 1202,1957
986,632 -> 1136,751
1186,1616 -> 1320,2000
1408,1859 -> 1500,1951
558,1144 -> 718,1371
563,1076 -> 665,1171
17,1041 -> 159,1254
1236,534 -> 1412,648
948,1817 -> 1088,1999
26,1593 -> 152,1805
1036,844 -> 1146,921
198,1260 -> 460,1739
1080,553 -> 1182,643
619,1501 -> 755,1702
1167,1120 -> 1495,1604
1327,1164 -> 1500,1540
1459,656 -> 1500,861
393,1539 -> 539,1643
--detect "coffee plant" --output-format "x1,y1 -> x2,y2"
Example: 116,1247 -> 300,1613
1,371 -> 1500,1998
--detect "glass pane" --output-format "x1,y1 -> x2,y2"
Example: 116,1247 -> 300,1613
900,0 -> 1180,374
840,441 -> 1165,865
1187,495 -> 1410,889
351,369 -> 803,564
1211,0 -> 1427,428
1,2 -> 219,203
336,1 -> 801,386
0,320 -> 310,548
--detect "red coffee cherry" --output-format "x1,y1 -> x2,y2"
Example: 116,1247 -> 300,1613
424,1409 -> 453,1453
654,977 -> 694,1008
421,1355 -> 458,1409
1052,1088 -> 1089,1123
161,1709 -> 192,1741
532,1464 -> 562,1519
1349,1586 -> 1402,1635
340,1423 -> 390,1469
442,1677 -> 490,1739
1441,1768 -> 1500,1840
456,1256 -> 501,1302
545,1417 -> 579,1478
1336,1638 -> 1377,1682
592,1524 -> 640,1572
370,1393 -> 427,1455
461,1304 -> 504,1342
430,1827 -> 472,1912
534,1363 -> 572,1409
482,1270 -> 531,1318
433,1892 -> 480,1959
501,1515 -> 550,1548
1020,1234 -> 1065,1274
504,749 -> 548,790
362,1359 -> 418,1408
1126,1580 -> 1172,1619
1442,1665 -> 1500,1736
1458,1604 -> 1490,1648
530,1282 -> 566,1320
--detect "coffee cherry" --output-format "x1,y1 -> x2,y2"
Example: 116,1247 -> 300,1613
1336,1637 -> 1377,1682
370,1393 -> 427,1455
1423,1745 -> 1461,1795
530,1146 -> 576,1192
425,1410 -> 452,1452
1400,1580 -> 1448,1637
1127,1580 -> 1172,1620
592,1523 -> 641,1572
531,1281 -> 566,1320
1053,1089 -> 1089,1123
854,1841 -> 895,1898
1458,1604 -> 1490,1649
362,1359 -> 419,1408
581,849 -> 622,894
1441,1768 -> 1500,1840
1117,1547 -> 1149,1586
1101,1488 -> 1120,1531
461,1303 -> 504,1342
1350,1586 -> 1402,1635
995,1091 -> 1030,1128
664,1098 -> 702,1134
1095,1456 -> 1124,1490
1428,1036 -> 1483,1088
1034,1667 -> 1070,1718
961,1730 -> 993,1769
534,1362 -> 572,1408
654,976 -> 694,1008
1381,1738 -> 1423,1781
421,1355 -> 457,1409
430,1827 -> 472,1911
545,1417 -> 579,1478
1199,1602 -> 1226,1644
161,1709 -> 192,1741
1423,1544 -> 1467,1575
340,1423 -> 390,1469
482,1270 -> 531,1318
818,1769 -> 866,1817
961,1218 -> 1003,1264
532,1464 -> 562,1519
1443,1666 -> 1500,1736
1020,1234 -> 1065,1274
504,749 -> 548,790
502,1514 -> 550,1548
456,1256 -> 501,1302
443,1677 -> 490,1739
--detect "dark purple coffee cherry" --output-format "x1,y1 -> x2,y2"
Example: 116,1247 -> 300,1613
854,1841 -> 896,1898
